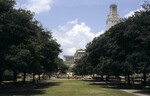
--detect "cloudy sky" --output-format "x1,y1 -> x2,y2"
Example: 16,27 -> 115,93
15,0 -> 147,58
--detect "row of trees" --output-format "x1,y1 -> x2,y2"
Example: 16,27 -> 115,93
73,1 -> 150,86
0,0 -> 67,86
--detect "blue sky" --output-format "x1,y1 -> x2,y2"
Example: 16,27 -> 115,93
15,0 -> 147,57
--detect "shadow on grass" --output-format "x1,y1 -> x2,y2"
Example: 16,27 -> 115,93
0,80 -> 62,96
84,80 -> 150,96
133,89 -> 150,95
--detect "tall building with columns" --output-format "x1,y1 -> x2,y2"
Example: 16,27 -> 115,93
106,4 -> 120,30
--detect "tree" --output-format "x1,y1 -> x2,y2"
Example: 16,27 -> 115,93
73,55 -> 92,77
0,0 -> 61,86
142,1 -> 150,12
55,58 -> 68,74
85,1 -> 150,86
124,11 -> 150,85
0,0 -> 16,86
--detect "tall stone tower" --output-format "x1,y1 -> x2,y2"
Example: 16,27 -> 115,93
106,4 -> 120,30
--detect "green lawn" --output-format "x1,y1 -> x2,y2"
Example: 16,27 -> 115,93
35,80 -> 136,96
0,80 -> 136,96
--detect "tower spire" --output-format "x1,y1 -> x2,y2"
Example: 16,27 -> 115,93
110,4 -> 117,15
106,4 -> 120,30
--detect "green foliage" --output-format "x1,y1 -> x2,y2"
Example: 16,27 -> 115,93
73,55 -> 93,75
0,0 -> 61,85
55,58 -> 69,73
0,0 -> 15,13
142,1 -> 150,12
79,1 -> 150,84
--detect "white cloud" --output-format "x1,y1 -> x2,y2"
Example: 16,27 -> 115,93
125,7 -> 144,18
53,19 -> 104,57
16,0 -> 53,14
68,18 -> 78,25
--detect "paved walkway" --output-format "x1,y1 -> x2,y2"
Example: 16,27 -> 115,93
122,89 -> 150,96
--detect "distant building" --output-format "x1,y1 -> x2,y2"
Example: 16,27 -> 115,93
63,49 -> 85,65
74,49 -> 86,62
63,55 -> 74,65
63,49 -> 85,74
106,4 -> 120,30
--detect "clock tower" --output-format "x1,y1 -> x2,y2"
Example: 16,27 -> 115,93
106,4 -> 120,30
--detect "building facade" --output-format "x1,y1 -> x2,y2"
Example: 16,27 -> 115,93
63,55 -> 74,65
63,49 -> 85,65
106,4 -> 120,30
74,49 -> 86,61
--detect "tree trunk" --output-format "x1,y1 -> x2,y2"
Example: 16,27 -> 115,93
116,76 -> 120,84
13,71 -> 17,86
101,74 -> 104,81
38,73 -> 41,80
92,73 -> 94,78
106,75 -> 110,81
23,71 -> 26,85
42,73 -> 45,80
125,75 -> 127,83
33,72 -> 35,82
127,74 -> 130,85
48,74 -> 51,80
81,74 -> 84,80
143,69 -> 147,86
0,72 -> 3,87
0,69 -> 5,87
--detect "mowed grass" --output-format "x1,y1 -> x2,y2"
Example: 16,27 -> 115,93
34,80 -> 136,96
